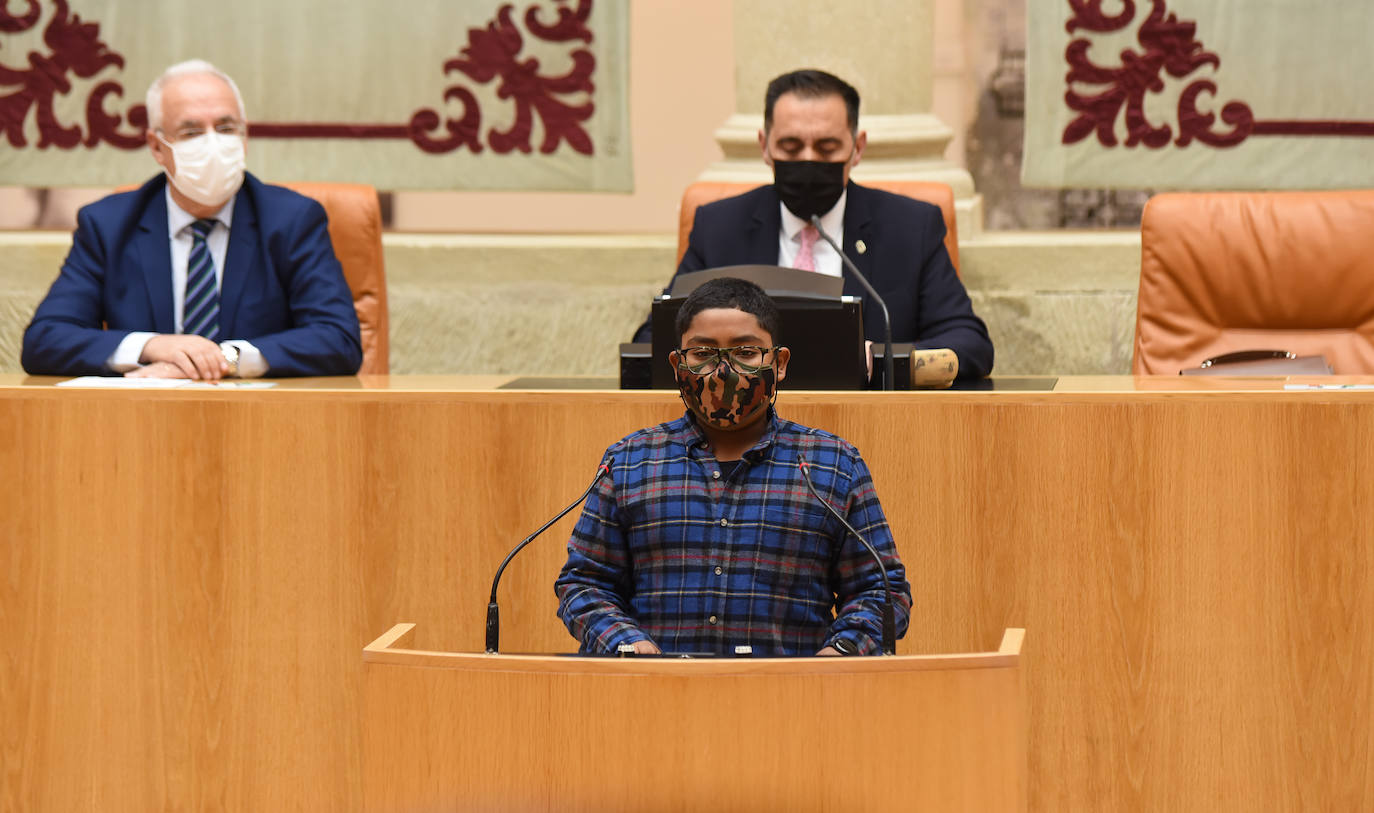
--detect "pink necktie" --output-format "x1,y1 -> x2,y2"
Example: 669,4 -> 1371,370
794,225 -> 818,272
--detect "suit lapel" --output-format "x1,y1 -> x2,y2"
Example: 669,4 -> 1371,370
134,190 -> 175,333
219,183 -> 256,336
747,187 -> 783,265
841,182 -> 876,297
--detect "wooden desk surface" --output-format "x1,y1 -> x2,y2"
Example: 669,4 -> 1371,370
2,376 -> 1371,811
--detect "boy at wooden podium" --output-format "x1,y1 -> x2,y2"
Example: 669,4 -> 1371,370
556,277 -> 911,656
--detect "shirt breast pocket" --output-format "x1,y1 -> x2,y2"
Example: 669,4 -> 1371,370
758,503 -> 836,565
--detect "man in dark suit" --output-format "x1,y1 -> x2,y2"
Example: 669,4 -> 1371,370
633,69 -> 993,380
22,59 -> 361,379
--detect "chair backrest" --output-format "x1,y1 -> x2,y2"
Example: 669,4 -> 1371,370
280,181 -> 389,375
677,180 -> 960,274
1134,191 -> 1374,375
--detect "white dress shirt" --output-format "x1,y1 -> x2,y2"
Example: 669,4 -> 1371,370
776,189 -> 846,278
108,186 -> 267,376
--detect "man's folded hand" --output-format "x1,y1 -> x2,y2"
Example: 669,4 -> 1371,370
140,334 -> 226,379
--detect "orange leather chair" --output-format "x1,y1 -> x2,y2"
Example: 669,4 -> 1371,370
280,182 -> 389,375
1134,191 -> 1374,375
676,180 -> 960,274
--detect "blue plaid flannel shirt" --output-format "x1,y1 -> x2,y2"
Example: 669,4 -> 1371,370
555,410 -> 912,656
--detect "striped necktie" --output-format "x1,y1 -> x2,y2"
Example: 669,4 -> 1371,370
183,218 -> 220,341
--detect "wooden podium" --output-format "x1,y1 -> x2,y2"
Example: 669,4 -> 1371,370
362,625 -> 1026,812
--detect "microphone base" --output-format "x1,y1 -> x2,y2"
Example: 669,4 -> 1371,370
484,602 -> 500,654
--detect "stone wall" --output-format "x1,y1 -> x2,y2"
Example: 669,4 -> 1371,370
0,230 -> 1140,377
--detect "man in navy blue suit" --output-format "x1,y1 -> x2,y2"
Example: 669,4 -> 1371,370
633,69 -> 993,380
22,59 -> 361,379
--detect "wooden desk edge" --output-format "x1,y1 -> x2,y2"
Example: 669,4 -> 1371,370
362,623 -> 1023,676
9,373 -> 1374,401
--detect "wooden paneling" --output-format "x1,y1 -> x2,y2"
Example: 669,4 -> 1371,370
361,625 -> 1026,812
2,380 -> 1373,811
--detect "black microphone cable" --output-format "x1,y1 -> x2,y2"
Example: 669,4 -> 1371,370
809,214 -> 895,390
485,457 -> 614,653
798,455 -> 897,655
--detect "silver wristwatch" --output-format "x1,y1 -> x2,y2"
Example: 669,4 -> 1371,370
219,342 -> 240,377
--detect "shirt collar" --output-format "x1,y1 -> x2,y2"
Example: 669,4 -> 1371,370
676,408 -> 782,459
165,183 -> 237,238
780,188 -> 846,242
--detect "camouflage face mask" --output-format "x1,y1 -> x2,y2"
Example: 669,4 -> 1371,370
674,355 -> 776,429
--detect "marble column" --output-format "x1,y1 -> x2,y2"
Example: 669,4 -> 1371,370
700,0 -> 981,232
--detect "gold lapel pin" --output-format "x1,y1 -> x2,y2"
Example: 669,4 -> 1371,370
856,240 -> 867,255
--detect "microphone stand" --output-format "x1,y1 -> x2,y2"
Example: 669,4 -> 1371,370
809,214 -> 895,391
485,458 -> 613,653
798,457 -> 896,655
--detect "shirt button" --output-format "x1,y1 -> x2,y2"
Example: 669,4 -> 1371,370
709,615 -> 718,625
712,470 -> 721,479
719,518 -> 728,527
714,566 -> 723,575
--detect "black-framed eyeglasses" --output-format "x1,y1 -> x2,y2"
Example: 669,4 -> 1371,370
676,345 -> 777,375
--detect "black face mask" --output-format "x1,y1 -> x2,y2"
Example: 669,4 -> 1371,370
772,159 -> 847,221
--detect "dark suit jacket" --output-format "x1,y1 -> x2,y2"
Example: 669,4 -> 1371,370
21,172 -> 363,377
634,182 -> 994,379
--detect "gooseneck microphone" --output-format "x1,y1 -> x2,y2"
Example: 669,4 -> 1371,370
485,457 -> 614,654
808,214 -> 895,391
797,456 -> 896,655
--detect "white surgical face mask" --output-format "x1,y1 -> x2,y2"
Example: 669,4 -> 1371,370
158,130 -> 246,207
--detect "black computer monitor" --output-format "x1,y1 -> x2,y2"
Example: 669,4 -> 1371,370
648,266 -> 867,390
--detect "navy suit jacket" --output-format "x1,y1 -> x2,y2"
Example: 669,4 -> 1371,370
634,182 -> 994,379
22,172 -> 363,377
